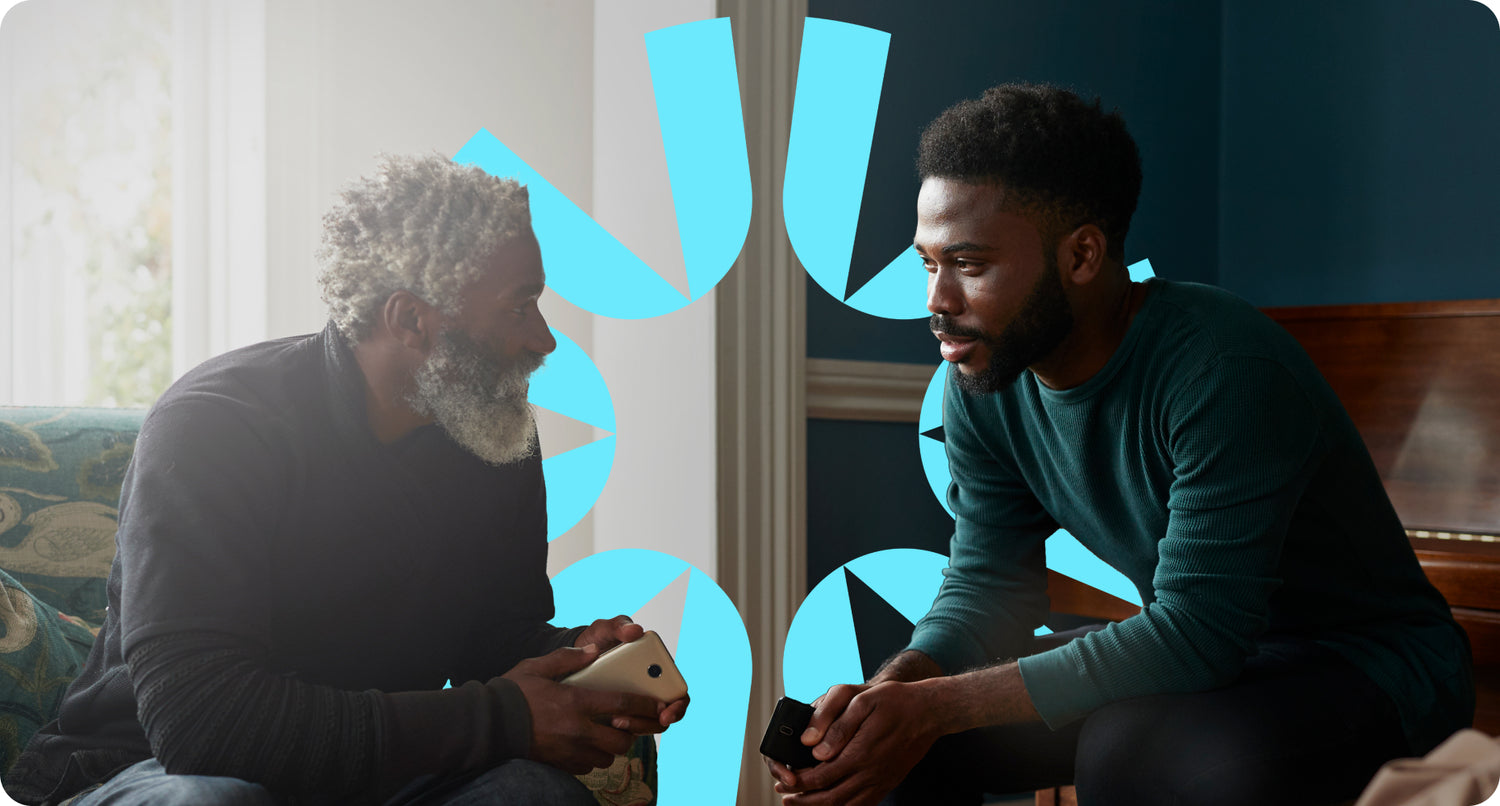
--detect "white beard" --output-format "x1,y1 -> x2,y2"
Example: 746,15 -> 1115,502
407,330 -> 544,466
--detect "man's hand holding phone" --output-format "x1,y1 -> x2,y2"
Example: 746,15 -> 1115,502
504,616 -> 691,774
574,614 -> 644,655
763,651 -> 957,805
569,616 -> 690,729
502,644 -> 659,773
763,681 -> 945,806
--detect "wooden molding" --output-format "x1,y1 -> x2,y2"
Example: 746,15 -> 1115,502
806,358 -> 935,423
715,2 -> 807,803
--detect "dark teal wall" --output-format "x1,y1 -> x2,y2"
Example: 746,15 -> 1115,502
1218,0 -> 1500,306
806,420 -> 955,585
807,0 -> 1499,365
806,0 -> 1223,365
803,0 -> 1500,584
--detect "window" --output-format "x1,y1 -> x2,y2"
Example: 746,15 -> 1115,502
1,0 -> 265,407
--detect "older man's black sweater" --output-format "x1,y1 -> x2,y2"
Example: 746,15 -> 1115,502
8,324 -> 577,804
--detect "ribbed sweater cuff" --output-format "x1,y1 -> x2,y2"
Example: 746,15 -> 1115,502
377,678 -> 532,791
1016,644 -> 1105,730
905,628 -> 985,678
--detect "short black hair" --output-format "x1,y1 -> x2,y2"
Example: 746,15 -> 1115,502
917,83 -> 1142,259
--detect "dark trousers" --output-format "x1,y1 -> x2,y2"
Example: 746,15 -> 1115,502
885,636 -> 1411,806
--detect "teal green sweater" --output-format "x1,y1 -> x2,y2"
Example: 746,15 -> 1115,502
907,279 -> 1472,754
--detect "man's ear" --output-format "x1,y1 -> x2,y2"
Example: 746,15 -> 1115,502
1057,224 -> 1108,287
381,290 -> 437,353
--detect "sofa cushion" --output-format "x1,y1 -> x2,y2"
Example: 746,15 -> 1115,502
0,567 -> 97,773
0,407 -> 145,624
579,734 -> 657,806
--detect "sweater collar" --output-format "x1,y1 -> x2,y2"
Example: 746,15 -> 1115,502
1036,278 -> 1164,404
320,321 -> 381,449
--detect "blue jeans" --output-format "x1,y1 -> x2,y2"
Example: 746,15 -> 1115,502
68,758 -> 599,806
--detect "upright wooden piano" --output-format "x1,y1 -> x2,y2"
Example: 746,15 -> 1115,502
1265,298 -> 1500,736
1037,297 -> 1500,806
1045,297 -> 1500,733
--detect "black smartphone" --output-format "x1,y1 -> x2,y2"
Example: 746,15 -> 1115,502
760,696 -> 819,769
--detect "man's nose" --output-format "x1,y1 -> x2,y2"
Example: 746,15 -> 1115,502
527,308 -> 558,356
927,267 -> 962,316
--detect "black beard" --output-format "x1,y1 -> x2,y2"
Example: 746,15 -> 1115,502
932,258 -> 1073,396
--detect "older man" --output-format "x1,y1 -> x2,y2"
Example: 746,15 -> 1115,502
8,155 -> 685,806
767,84 -> 1471,806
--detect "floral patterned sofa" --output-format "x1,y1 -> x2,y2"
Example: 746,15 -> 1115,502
0,406 -> 653,805
0,406 -> 136,774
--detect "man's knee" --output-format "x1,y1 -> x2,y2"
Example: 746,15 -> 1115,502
1075,695 -> 1238,805
885,722 -> 1078,805
144,776 -> 282,806
1074,696 -> 1318,806
73,759 -> 282,806
462,759 -> 598,806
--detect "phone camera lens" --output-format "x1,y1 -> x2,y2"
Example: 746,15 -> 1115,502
647,663 -> 662,678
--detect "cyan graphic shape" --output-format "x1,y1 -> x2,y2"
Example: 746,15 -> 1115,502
1046,532 -> 1143,607
529,328 -> 615,432
783,19 -> 927,320
528,328 -> 615,542
645,18 -> 752,301
662,568 -> 753,804
550,550 -> 751,806
843,245 -> 926,319
845,568 -> 915,681
784,549 -> 1050,704
782,566 -> 863,703
845,548 -> 948,625
550,549 -> 686,625
454,19 -> 750,320
917,366 -> 954,518
455,130 -> 681,319
540,437 -> 614,544
1128,258 -> 1155,282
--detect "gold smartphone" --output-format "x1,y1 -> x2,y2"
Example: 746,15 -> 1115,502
560,630 -> 689,702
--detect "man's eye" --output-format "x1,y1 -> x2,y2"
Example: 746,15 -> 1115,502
920,259 -> 937,273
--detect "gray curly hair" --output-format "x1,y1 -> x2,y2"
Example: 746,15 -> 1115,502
317,153 -> 533,343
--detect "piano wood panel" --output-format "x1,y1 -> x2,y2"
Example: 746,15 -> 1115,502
1264,300 -> 1500,538
1414,541 -> 1500,612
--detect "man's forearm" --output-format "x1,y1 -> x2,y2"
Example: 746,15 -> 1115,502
916,660 -> 1042,735
129,631 -> 386,796
873,650 -> 1042,736
870,650 -> 946,684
